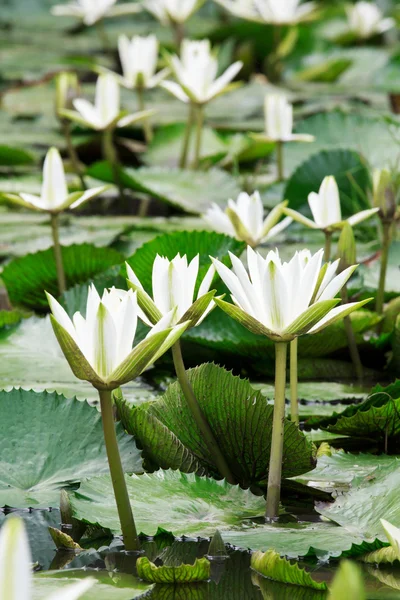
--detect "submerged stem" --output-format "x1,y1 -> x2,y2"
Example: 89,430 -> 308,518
289,338 -> 299,426
192,104 -> 204,170
171,340 -> 236,484
276,141 -> 284,181
324,231 -> 332,262
50,212 -> 66,295
266,341 -> 288,520
62,121 -> 87,190
172,20 -> 184,48
179,103 -> 195,169
136,86 -> 153,144
98,389 -> 140,551
341,286 -> 363,382
376,222 -> 392,315
102,128 -> 126,203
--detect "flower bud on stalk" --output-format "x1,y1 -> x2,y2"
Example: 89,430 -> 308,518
55,72 -> 80,121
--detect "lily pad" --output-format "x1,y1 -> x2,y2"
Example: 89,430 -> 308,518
251,549 -> 328,590
69,470 -> 266,537
117,363 -> 315,486
136,556 -> 210,583
0,388 -> 142,508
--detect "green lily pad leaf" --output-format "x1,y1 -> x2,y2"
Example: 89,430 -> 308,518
284,149 -> 371,213
87,163 -> 241,214
285,111 -> 400,176
117,363 -> 314,487
136,556 -> 210,583
2,243 -> 123,312
253,573 -> 328,600
0,308 -> 29,329
0,388 -> 142,508
33,570 -> 151,600
0,145 -> 35,165
251,550 -> 327,591
144,582 -> 208,600
69,470 -> 266,537
125,230 -> 245,297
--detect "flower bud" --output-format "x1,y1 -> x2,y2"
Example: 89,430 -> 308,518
373,168 -> 396,220
55,72 -> 80,119
337,222 -> 356,273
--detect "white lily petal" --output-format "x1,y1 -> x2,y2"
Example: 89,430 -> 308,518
41,147 -> 69,210
46,292 -> 76,339
197,263 -> 215,298
318,265 -> 358,302
0,518 -> 32,600
46,578 -> 96,600
347,207 -> 380,227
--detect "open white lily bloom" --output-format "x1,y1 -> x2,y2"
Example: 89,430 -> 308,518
126,253 -> 216,328
144,0 -> 202,24
47,285 -> 189,390
284,176 -> 379,232
2,147 -> 107,213
252,96 -> 315,143
380,519 -> 400,561
117,35 -> 169,89
347,2 -> 394,39
61,74 -> 154,131
215,0 -> 317,25
161,39 -> 243,105
52,0 -> 141,26
203,192 -> 292,247
0,517 -> 95,600
211,246 -> 370,342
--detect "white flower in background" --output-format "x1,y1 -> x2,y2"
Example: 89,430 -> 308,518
347,2 -> 394,39
52,0 -> 141,26
203,191 -> 293,247
211,246 -> 370,342
2,147 -> 107,213
60,74 -> 154,131
161,39 -> 243,105
214,0 -> 317,25
0,517 -> 95,600
284,176 -> 380,232
47,285 -> 189,389
252,96 -> 315,143
143,0 -> 202,24
126,253 -> 216,328
117,35 -> 169,89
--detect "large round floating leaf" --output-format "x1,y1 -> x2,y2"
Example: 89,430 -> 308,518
0,388 -> 142,508
117,363 -> 314,487
125,231 -> 245,295
87,162 -> 241,213
284,149 -> 371,213
136,556 -> 210,583
70,470 -> 266,537
2,243 -> 123,312
251,550 -> 328,591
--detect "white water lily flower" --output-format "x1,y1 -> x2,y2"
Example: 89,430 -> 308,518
381,519 -> 400,561
126,253 -> 216,328
252,96 -> 315,143
203,191 -> 293,247
0,517 -> 95,600
347,2 -> 394,39
61,74 -> 154,131
2,147 -> 107,213
160,39 -> 243,105
211,246 -> 370,342
214,0 -> 317,25
47,285 -> 189,389
144,0 -> 202,24
284,176 -> 379,232
52,0 -> 141,26
117,35 -> 169,89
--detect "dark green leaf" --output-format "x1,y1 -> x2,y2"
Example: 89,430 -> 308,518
136,556 -> 210,583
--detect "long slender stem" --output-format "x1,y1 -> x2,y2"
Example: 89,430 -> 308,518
341,287 -> 363,382
173,20 -> 184,49
276,141 -> 284,181
50,213 -> 66,295
179,103 -> 195,169
62,121 -> 87,190
171,341 -> 236,484
376,222 -> 392,315
192,104 -> 204,170
272,25 -> 283,82
289,338 -> 299,426
102,128 -> 126,202
96,19 -> 110,53
98,389 -> 140,551
266,342 -> 288,520
324,231 -> 332,262
136,86 -> 153,144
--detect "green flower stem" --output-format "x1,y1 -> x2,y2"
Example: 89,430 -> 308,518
98,388 -> 140,551
136,86 -> 153,144
266,341 -> 288,520
96,19 -> 110,52
289,338 -> 299,426
276,141 -> 284,181
192,103 -> 204,170
173,20 -> 184,48
102,128 -> 126,203
50,212 -> 66,295
376,222 -> 392,315
341,286 -> 363,382
171,340 -> 236,485
272,25 -> 283,82
179,103 -> 195,169
324,231 -> 332,262
62,121 -> 87,190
